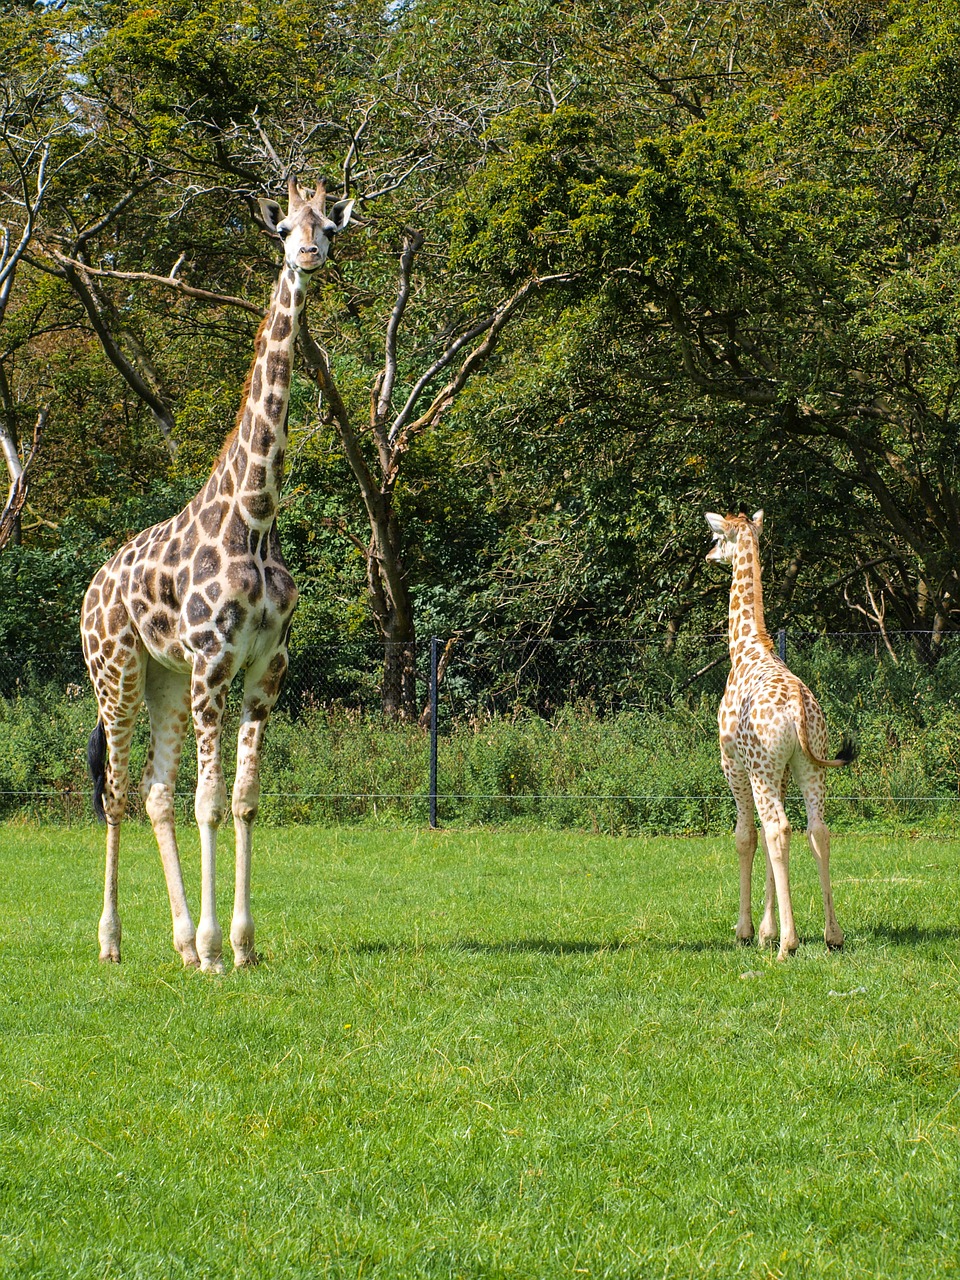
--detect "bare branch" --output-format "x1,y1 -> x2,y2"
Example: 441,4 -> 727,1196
0,405 -> 45,553
376,229 -> 423,429
343,102 -> 376,196
45,249 -> 264,315
388,272 -> 580,451
55,258 -> 179,448
251,111 -> 286,177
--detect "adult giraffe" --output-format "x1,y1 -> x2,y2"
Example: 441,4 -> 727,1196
705,509 -> 855,959
82,177 -> 353,972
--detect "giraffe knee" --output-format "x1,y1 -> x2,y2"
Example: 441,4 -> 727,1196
143,782 -> 176,826
232,756 -> 261,825
808,818 -> 829,847
232,787 -> 259,826
195,776 -> 227,828
766,817 -> 791,855
735,821 -> 757,858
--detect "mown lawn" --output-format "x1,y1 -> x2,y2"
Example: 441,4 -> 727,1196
0,823 -> 958,1278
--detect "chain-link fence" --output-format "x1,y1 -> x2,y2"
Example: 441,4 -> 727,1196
2,630 -> 959,830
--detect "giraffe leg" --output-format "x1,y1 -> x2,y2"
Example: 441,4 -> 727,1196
757,774 -> 788,949
99,819 -> 122,964
229,704 -> 262,968
753,784 -> 797,959
796,764 -> 844,951
87,640 -> 146,963
142,662 -> 200,968
191,662 -> 232,974
756,830 -> 778,950
722,752 -> 757,944
229,653 -> 288,966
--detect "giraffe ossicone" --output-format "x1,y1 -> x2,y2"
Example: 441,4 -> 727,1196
706,508 -> 855,960
81,176 -> 353,971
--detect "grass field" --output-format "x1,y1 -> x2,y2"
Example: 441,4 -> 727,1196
1,823 -> 958,1278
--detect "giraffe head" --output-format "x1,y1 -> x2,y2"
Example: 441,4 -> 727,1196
258,176 -> 354,279
705,509 -> 764,563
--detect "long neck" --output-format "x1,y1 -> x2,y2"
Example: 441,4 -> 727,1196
222,265 -> 306,527
728,527 -> 774,663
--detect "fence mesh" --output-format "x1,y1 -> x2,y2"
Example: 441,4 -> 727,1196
1,630 -> 959,830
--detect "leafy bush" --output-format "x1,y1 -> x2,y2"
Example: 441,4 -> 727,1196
4,654 -> 960,834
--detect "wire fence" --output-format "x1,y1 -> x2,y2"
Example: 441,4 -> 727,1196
1,629 -> 959,831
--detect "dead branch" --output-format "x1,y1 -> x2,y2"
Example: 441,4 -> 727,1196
418,635 -> 460,729
45,249 -> 264,315
0,405 -> 45,552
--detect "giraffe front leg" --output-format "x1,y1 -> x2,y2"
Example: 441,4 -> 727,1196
195,768 -> 226,974
192,674 -> 230,974
230,718 -> 261,968
230,660 -> 286,967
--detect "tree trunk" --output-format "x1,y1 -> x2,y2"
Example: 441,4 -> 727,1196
366,504 -> 419,721
381,635 -> 418,722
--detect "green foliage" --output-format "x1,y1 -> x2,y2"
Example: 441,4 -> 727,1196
8,0 -> 960,670
4,637 -> 960,833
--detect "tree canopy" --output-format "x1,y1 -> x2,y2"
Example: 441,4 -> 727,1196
2,0 -> 959,701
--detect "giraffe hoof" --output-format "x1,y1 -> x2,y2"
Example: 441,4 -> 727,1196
99,946 -> 121,964
826,939 -> 844,952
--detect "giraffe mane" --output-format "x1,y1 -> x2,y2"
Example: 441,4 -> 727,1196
742,518 -> 775,654
211,309 -> 273,471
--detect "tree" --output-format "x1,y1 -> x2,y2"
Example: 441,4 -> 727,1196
445,2 -> 960,639
0,19 -> 76,548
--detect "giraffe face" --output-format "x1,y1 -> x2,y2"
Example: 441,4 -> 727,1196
705,510 -> 763,564
258,182 -> 355,278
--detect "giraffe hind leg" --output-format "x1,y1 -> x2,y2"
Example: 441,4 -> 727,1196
93,666 -> 145,963
753,781 -> 797,959
795,759 -> 844,951
757,825 -> 778,951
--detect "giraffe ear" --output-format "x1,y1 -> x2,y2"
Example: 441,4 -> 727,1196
328,197 -> 355,231
258,198 -> 284,235
705,512 -> 728,537
752,509 -> 764,533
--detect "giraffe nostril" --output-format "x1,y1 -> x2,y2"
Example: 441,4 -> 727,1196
300,243 -> 318,256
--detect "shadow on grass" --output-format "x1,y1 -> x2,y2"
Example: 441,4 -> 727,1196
351,936 -> 734,956
860,922 -> 960,945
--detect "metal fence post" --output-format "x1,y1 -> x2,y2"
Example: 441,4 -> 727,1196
429,636 -> 440,829
778,628 -> 787,663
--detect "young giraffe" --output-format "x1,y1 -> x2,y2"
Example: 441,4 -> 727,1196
705,510 -> 855,960
81,177 -> 353,972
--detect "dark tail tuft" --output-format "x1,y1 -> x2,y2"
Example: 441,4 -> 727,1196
87,721 -> 107,823
836,734 -> 858,766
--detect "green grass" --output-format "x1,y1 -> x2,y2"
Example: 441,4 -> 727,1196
1,823 -> 959,1278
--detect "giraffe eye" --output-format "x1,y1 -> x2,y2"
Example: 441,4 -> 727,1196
277,224 -> 291,240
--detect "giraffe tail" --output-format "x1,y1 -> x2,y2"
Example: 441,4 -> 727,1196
87,720 -> 107,823
795,693 -> 858,769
